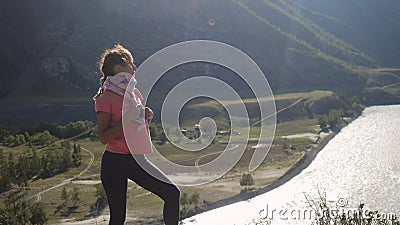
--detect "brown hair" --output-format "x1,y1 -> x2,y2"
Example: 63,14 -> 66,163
93,44 -> 134,100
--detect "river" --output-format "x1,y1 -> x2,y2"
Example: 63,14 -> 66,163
182,105 -> 400,225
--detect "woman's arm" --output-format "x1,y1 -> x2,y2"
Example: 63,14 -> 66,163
97,111 -> 123,145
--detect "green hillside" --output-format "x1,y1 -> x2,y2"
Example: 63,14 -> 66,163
0,0 -> 400,127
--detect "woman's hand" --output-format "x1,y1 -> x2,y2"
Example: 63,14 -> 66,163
123,104 -> 143,123
145,107 -> 154,121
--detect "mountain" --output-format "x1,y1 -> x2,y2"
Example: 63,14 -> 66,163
295,0 -> 400,66
1,0 -> 400,126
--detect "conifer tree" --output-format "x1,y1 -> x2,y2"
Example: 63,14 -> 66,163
61,187 -> 69,206
72,187 -> 80,206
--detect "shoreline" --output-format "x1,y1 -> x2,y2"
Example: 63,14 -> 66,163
60,130 -> 338,225
201,118 -> 353,212
58,128 -> 341,224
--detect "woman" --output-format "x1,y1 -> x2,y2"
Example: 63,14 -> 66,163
93,44 -> 180,225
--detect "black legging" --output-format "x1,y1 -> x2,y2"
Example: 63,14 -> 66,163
101,151 -> 180,225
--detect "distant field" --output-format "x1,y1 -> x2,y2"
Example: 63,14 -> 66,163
180,90 -> 332,128
188,90 -> 333,106
1,116 -> 320,223
0,90 -> 330,223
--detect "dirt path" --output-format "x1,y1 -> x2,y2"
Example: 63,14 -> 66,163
31,146 -> 95,202
48,97 -> 314,223
367,69 -> 400,90
26,127 -> 97,202
251,97 -> 306,127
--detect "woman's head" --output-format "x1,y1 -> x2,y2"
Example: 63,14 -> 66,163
98,44 -> 136,85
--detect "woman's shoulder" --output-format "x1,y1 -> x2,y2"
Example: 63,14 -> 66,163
94,89 -> 124,113
95,89 -> 122,105
98,89 -> 122,99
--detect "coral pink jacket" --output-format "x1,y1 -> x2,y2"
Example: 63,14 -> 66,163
95,89 -> 152,154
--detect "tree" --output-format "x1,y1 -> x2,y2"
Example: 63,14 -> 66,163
0,150 -> 12,192
72,143 -> 82,167
0,149 -> 4,166
60,147 -> 73,172
240,173 -> 255,188
3,135 -> 16,146
180,192 -> 203,218
73,142 -> 81,154
3,134 -> 25,146
318,115 -> 328,129
30,130 -> 57,146
29,202 -> 47,225
0,192 -> 47,225
46,150 -> 58,175
7,152 -> 16,183
15,134 -> 26,145
149,123 -> 159,139
181,192 -> 189,209
327,109 -> 343,127
72,187 -> 80,206
3,192 -> 32,224
189,192 -> 200,207
16,154 -> 29,187
0,207 -> 5,224
93,184 -> 107,213
159,131 -> 167,144
23,131 -> 31,144
62,141 -> 71,151
352,102 -> 365,114
61,187 -> 69,205
31,150 -> 41,176
56,125 -> 68,138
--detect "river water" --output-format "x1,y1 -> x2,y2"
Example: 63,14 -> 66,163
182,105 -> 400,225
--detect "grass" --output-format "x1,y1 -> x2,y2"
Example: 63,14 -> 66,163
194,90 -> 333,106
2,137 -> 313,224
39,183 -> 98,224
272,90 -> 333,100
275,118 -> 319,136
154,142 -> 227,166
74,139 -> 104,176
0,90 -> 329,224
6,140 -> 309,223
178,90 -> 329,144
